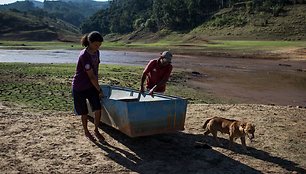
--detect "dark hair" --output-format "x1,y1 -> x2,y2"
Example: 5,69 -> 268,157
81,31 -> 104,47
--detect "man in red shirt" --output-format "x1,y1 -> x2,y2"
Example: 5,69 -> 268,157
140,51 -> 173,96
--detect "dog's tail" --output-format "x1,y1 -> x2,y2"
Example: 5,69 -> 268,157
202,117 -> 213,129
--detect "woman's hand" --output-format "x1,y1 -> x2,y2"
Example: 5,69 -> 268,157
98,89 -> 104,99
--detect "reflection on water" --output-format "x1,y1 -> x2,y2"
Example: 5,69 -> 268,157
0,49 -> 156,65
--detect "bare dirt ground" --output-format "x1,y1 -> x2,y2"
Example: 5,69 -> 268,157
0,48 -> 305,174
1,101 -> 305,174
172,48 -> 306,107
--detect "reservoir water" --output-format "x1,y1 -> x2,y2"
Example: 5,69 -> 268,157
0,49 -> 156,65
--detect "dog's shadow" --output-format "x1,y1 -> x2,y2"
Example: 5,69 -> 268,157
203,135 -> 305,174
89,120 -> 303,174
94,123 -> 262,174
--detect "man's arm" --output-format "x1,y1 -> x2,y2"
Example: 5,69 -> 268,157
140,73 -> 146,93
140,60 -> 155,93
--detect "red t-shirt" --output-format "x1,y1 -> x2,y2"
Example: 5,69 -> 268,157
143,59 -> 173,92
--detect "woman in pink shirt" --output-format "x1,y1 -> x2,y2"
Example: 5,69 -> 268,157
72,31 -> 105,142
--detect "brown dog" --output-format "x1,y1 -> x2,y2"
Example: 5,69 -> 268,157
202,117 -> 255,151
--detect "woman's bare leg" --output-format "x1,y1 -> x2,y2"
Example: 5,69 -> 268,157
94,110 -> 105,141
82,114 -> 95,141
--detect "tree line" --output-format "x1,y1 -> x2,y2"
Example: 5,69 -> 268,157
81,0 -> 305,35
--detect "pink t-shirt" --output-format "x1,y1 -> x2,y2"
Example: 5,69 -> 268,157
72,49 -> 100,91
143,59 -> 172,92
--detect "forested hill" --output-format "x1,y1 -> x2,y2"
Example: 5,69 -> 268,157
0,10 -> 81,41
0,0 -> 109,27
0,0 -> 305,41
81,0 -> 306,41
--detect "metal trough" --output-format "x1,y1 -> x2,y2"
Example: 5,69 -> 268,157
88,85 -> 188,137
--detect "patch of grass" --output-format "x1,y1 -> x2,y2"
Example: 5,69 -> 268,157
0,63 -> 75,111
0,63 -> 220,112
0,41 -> 82,50
106,37 -> 306,56
211,40 -> 306,49
1,39 -> 305,58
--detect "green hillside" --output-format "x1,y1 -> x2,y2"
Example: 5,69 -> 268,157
0,0 -> 305,42
190,4 -> 306,41
103,4 -> 305,45
0,10 -> 81,41
0,0 -> 109,27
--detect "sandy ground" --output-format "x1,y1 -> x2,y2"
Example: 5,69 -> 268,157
1,101 -> 305,174
1,48 -> 305,173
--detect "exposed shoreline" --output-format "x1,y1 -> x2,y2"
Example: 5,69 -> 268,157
1,101 -> 305,173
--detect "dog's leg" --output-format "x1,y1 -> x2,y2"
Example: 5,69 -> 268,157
212,131 -> 223,146
240,137 -> 250,153
229,135 -> 234,149
203,129 -> 210,136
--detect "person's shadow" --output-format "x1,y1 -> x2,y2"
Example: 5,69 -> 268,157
89,119 -> 300,174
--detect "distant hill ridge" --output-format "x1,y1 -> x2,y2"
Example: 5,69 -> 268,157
0,0 -> 305,41
0,10 -> 81,41
0,0 -> 109,27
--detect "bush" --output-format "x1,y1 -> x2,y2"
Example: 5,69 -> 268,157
145,18 -> 157,32
133,18 -> 144,30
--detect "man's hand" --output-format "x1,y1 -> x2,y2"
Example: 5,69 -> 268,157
148,88 -> 154,97
148,85 -> 157,97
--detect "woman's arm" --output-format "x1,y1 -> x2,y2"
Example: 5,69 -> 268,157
86,69 -> 103,96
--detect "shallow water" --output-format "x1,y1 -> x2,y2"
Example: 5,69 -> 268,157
0,49 -> 156,65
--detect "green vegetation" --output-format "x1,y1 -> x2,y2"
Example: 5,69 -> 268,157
104,39 -> 306,59
1,1 -> 305,42
122,39 -> 306,49
81,0 -> 305,36
0,63 -> 221,112
202,40 -> 306,52
0,0 -> 108,27
1,39 -> 304,60
0,41 -> 82,50
0,10 -> 80,41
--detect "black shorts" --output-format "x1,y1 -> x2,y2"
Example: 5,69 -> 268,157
72,87 -> 101,115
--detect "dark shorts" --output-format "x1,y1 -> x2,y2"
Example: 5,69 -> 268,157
72,87 -> 101,115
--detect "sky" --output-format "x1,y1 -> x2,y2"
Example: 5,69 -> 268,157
0,0 -> 108,5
